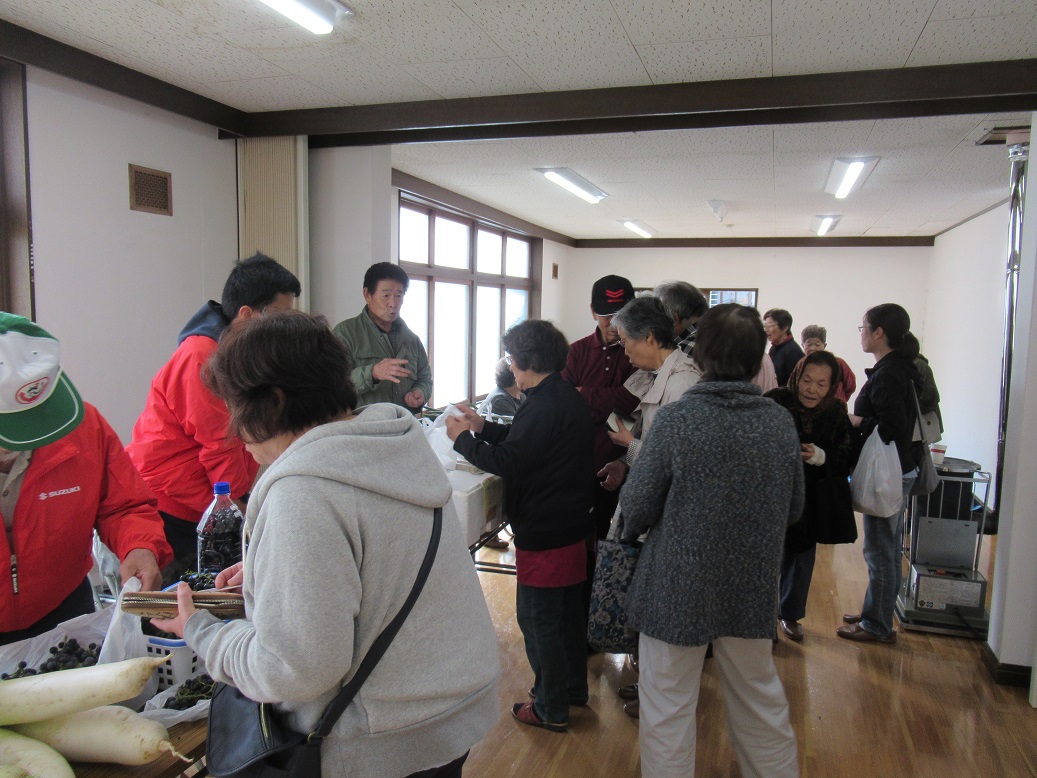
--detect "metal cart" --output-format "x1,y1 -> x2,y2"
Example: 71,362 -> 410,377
896,457 -> 991,638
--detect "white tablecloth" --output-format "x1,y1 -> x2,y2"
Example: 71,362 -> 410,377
447,468 -> 503,547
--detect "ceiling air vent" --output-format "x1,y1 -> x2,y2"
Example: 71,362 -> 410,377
129,164 -> 172,215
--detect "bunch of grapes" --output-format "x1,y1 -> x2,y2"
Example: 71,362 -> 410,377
1,638 -> 101,679
163,673 -> 216,710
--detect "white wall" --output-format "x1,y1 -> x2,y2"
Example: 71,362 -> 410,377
308,146 -> 392,325
25,68 -> 238,442
555,245 -> 931,396
539,239 -> 572,324
924,205 -> 1009,482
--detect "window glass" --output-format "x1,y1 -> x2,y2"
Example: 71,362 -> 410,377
404,279 -> 428,350
432,282 -> 470,407
476,230 -> 503,275
505,288 -> 528,330
475,286 -> 502,397
706,289 -> 758,307
505,236 -> 530,278
399,208 -> 429,265
434,216 -> 470,269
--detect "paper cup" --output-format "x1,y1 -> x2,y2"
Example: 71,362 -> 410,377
930,444 -> 947,465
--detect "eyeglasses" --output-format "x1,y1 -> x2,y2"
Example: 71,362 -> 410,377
858,325 -> 870,333
504,354 -> 513,365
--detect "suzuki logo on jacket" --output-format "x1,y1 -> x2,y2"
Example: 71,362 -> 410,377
38,485 -> 81,500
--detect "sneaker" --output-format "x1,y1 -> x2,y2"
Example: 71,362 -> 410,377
512,701 -> 567,732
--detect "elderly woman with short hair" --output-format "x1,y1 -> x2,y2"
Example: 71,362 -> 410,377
154,310 -> 500,778
620,304 -> 804,777
447,320 -> 594,734
605,296 -> 701,468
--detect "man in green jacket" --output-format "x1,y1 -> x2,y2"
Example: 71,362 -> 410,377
333,262 -> 432,411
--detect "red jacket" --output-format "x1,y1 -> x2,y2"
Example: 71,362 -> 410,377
561,329 -> 639,470
127,335 -> 258,521
0,404 -> 173,632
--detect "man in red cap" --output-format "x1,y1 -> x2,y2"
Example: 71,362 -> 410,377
0,313 -> 172,644
562,275 -> 639,542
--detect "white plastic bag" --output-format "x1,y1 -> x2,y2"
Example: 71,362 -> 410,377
141,681 -> 211,725
851,427 -> 903,517
99,578 -> 159,710
424,404 -> 462,469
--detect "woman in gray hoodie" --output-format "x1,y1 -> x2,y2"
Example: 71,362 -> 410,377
156,310 -> 499,778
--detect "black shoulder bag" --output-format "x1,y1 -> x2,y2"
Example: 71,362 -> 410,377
206,507 -> 443,778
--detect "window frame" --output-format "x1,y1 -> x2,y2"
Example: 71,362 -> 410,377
702,288 -> 759,308
398,196 -> 539,407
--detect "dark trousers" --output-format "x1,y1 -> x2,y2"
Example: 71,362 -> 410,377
161,510 -> 199,586
404,751 -> 469,778
516,582 -> 588,723
0,577 -> 94,646
778,545 -> 817,622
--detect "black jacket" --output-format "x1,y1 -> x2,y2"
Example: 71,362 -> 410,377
453,373 -> 594,551
853,351 -> 922,474
769,338 -> 805,387
766,388 -> 853,549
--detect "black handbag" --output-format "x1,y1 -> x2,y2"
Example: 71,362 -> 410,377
206,507 -> 443,778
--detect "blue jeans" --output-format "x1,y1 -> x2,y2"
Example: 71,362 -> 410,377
860,473 -> 916,638
779,545 -> 816,622
515,582 -> 588,723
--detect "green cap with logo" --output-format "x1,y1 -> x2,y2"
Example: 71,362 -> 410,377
0,312 -> 84,450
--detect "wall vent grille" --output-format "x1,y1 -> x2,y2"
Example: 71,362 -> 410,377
129,164 -> 172,215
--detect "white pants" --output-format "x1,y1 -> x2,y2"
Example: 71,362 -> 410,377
638,633 -> 799,778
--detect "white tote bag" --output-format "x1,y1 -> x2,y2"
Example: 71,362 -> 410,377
851,427 -> 903,517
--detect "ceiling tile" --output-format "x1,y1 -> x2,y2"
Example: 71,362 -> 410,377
906,14 -> 1037,66
464,0 -> 651,90
402,57 -> 540,98
343,0 -> 506,65
638,36 -> 772,84
773,0 -> 935,75
773,121 -> 875,155
930,0 -> 1037,19
197,75 -> 345,111
611,0 -> 771,45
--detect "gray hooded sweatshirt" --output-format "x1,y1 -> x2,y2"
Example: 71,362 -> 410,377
186,404 -> 500,777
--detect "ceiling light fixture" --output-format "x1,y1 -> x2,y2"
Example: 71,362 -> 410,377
824,157 -> 879,199
256,0 -> 352,35
622,220 -> 654,238
535,168 -> 608,204
707,199 -> 728,222
811,215 -> 841,237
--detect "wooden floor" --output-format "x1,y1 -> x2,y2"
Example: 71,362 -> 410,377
464,525 -> 1037,777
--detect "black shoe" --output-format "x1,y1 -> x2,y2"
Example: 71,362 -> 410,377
617,683 -> 638,701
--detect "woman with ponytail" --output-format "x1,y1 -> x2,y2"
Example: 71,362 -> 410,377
837,303 -> 922,645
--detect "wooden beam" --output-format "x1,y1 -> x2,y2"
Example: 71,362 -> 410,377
0,20 -> 246,135
245,59 -> 1037,145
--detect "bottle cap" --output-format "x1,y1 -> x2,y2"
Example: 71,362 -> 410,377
213,482 -> 231,495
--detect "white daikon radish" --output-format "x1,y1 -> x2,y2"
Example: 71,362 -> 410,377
12,705 -> 188,766
0,656 -> 168,726
0,728 -> 74,778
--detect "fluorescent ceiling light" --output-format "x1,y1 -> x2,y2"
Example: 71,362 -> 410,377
824,157 -> 879,199
811,215 -> 841,236
256,0 -> 352,35
622,220 -> 653,238
536,168 -> 608,204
